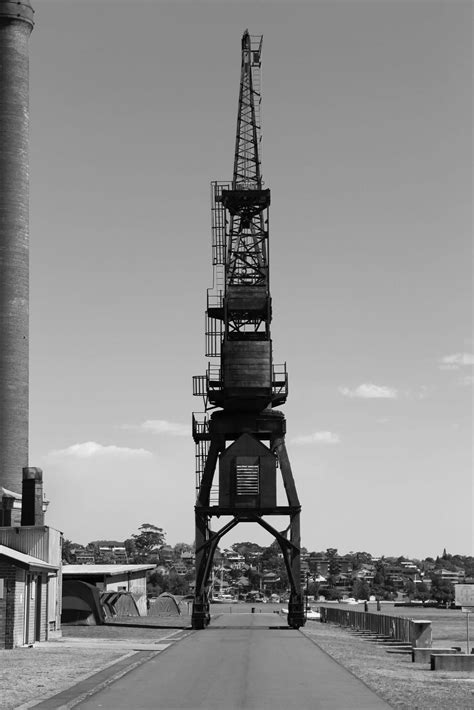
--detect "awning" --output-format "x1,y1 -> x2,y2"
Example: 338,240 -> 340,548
0,544 -> 59,573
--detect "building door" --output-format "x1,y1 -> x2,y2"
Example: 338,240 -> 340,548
24,573 -> 32,645
34,577 -> 42,642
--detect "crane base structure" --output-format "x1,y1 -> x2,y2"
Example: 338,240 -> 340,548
191,409 -> 305,630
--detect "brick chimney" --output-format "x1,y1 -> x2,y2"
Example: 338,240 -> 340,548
0,1 -> 35,495
21,466 -> 44,526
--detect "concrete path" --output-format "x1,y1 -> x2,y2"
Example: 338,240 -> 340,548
62,612 -> 391,709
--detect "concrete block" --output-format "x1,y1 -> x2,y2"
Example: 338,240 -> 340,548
412,647 -> 458,663
410,620 -> 432,648
431,654 -> 474,672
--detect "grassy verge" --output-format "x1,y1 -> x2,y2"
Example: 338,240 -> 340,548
0,647 -> 126,710
303,620 -> 474,710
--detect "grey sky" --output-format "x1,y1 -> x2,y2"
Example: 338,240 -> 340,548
29,0 -> 472,557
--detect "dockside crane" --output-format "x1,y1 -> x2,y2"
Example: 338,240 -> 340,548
192,30 -> 305,630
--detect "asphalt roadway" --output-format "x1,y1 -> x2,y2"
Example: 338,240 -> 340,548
57,611 -> 390,710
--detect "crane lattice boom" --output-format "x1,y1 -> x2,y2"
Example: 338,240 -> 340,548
233,30 -> 263,189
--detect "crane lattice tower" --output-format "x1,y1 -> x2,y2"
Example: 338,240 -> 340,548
192,31 -> 305,630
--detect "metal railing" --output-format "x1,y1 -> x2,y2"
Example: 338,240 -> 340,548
192,375 -> 207,397
192,412 -> 210,439
272,362 -> 288,400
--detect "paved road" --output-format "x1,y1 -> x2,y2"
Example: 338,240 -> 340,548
76,613 -> 391,709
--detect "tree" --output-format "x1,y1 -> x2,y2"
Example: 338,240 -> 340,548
326,548 -> 341,586
413,582 -> 430,604
372,563 -> 386,589
260,541 -> 283,572
167,570 -> 188,595
231,542 -> 265,564
347,551 -> 373,571
147,570 -> 168,597
124,537 -> 137,559
320,587 -> 342,601
62,538 -> 82,564
246,566 -> 262,589
229,567 -> 243,582
430,577 -> 455,605
352,579 -> 370,601
307,581 -> 320,598
129,524 -> 166,562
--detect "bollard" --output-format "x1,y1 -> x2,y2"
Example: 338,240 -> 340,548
251,607 -> 255,613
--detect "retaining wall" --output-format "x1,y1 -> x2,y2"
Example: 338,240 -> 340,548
320,607 -> 432,647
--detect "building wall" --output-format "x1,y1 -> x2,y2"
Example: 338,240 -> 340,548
0,563 -> 41,649
47,573 -> 61,635
0,526 -> 61,564
128,572 -> 147,615
0,559 -> 16,648
2,569 -> 50,648
0,525 -> 61,648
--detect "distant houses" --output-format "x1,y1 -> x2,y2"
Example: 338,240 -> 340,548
61,539 -> 472,606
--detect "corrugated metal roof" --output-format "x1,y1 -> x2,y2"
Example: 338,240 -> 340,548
0,544 -> 59,572
62,564 -> 156,576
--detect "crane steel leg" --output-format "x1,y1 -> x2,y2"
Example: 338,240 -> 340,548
192,512 -> 211,629
288,511 -> 305,628
274,439 -> 305,628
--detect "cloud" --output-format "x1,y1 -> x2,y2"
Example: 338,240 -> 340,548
338,383 -> 398,399
291,431 -> 340,445
47,441 -> 153,460
439,353 -> 474,370
137,420 -> 189,436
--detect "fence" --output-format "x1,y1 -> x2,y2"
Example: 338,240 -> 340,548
319,607 -> 432,647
